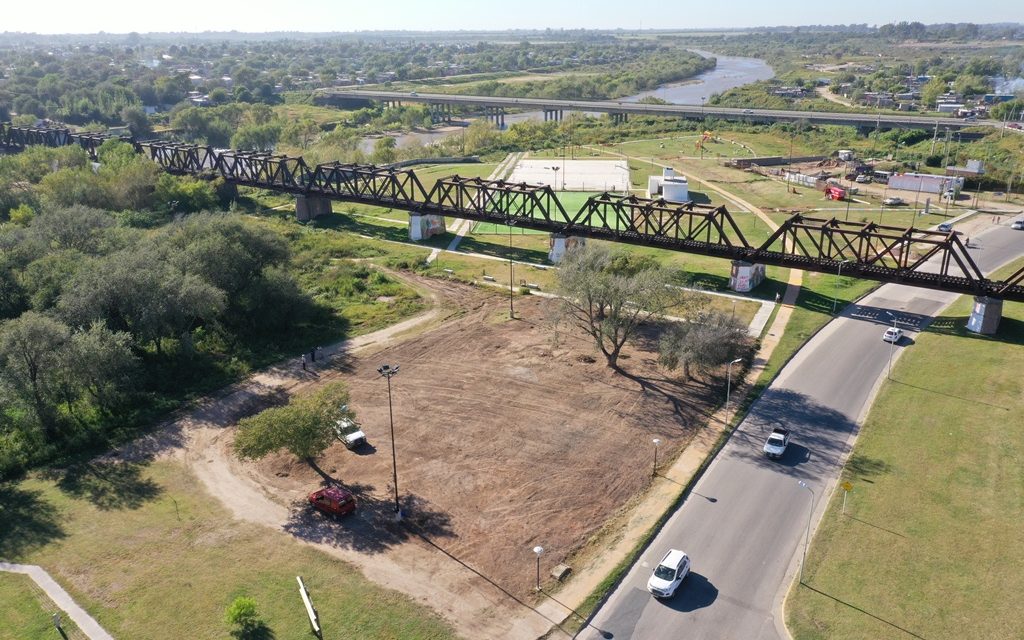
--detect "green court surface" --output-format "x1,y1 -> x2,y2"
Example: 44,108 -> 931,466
471,191 -> 602,234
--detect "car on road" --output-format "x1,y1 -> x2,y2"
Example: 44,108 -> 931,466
1012,220 -> 1024,230
882,327 -> 903,343
308,486 -> 357,517
763,428 -> 791,459
938,222 -> 954,232
409,91 -> 418,97
882,196 -> 904,206
742,109 -> 753,114
855,174 -> 871,184
647,549 -> 690,598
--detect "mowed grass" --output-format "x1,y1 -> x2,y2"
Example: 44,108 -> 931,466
1,462 -> 454,640
786,260 -> 1024,640
0,572 -> 85,640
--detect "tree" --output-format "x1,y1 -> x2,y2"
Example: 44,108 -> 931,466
224,596 -> 265,640
555,244 -> 680,369
234,381 -> 353,462
658,311 -> 748,380
0,311 -> 70,438
120,106 -> 152,138
55,322 -> 138,418
921,77 -> 947,108
372,136 -> 397,164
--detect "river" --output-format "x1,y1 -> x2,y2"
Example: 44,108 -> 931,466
359,51 -> 774,154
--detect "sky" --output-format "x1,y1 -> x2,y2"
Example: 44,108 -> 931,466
2,0 -> 1020,34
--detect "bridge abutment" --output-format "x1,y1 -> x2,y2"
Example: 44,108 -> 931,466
548,233 -> 586,263
966,296 -> 1002,335
409,213 -> 447,241
729,260 -> 766,293
295,195 -> 332,221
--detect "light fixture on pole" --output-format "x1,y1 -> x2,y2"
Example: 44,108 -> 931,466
798,480 -> 814,583
377,363 -> 401,518
725,358 -> 743,427
532,545 -> 544,591
652,438 -> 661,477
832,259 -> 851,315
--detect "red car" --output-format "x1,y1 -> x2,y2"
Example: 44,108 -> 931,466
308,486 -> 357,516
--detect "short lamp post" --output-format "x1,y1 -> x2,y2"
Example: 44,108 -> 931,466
798,480 -> 814,582
652,438 -> 661,477
507,216 -> 516,319
533,545 -> 544,591
832,259 -> 851,315
725,358 -> 743,426
378,363 -> 401,518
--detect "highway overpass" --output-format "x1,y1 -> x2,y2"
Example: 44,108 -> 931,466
317,89 -> 988,132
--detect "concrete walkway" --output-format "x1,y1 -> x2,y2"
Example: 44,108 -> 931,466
0,562 -> 114,640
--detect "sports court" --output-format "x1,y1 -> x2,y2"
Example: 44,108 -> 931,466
507,158 -> 630,192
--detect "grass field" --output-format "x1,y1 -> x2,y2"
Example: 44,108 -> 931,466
786,259 -> 1024,640
0,461 -> 454,640
0,572 -> 86,640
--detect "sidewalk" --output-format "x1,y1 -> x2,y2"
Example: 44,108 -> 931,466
0,562 -> 114,640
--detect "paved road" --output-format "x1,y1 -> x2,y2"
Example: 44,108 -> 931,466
580,215 -> 1023,640
324,89 -> 987,132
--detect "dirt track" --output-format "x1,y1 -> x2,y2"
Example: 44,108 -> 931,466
159,274 -> 718,638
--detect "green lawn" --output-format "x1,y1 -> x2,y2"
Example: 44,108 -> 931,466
0,572 -> 85,640
1,462 -> 454,640
786,260 -> 1024,640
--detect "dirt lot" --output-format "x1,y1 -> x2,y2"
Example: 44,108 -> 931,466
244,278 -> 716,599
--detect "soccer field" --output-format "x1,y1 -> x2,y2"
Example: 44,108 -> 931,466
471,191 -> 599,234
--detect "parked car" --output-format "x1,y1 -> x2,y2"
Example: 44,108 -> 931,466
308,486 -> 357,517
742,109 -> 753,114
342,428 -> 367,450
855,174 -> 871,184
647,549 -> 690,598
882,196 -> 904,206
938,222 -> 954,232
883,327 -> 903,343
763,428 -> 791,460
1012,220 -> 1024,230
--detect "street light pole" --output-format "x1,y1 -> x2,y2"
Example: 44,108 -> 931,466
533,545 -> 544,591
652,438 -> 661,477
507,217 -> 516,319
378,364 -> 401,518
887,315 -> 898,380
725,358 -> 743,426
832,259 -> 850,314
798,480 -> 814,583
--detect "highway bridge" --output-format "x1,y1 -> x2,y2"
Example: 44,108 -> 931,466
2,122 -> 1021,304
317,89 -> 988,132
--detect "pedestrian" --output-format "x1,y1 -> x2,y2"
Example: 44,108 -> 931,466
775,292 -> 781,304
310,347 -> 316,363
301,354 -> 307,371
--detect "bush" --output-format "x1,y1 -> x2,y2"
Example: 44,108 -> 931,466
225,596 -> 263,638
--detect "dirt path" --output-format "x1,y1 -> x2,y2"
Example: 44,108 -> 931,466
814,87 -> 856,108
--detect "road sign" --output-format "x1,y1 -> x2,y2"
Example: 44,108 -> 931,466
841,481 -> 853,514
841,481 -> 853,492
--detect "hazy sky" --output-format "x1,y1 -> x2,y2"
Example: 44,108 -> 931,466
3,0 -> 1020,34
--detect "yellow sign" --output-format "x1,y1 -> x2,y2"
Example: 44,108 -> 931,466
841,481 -> 853,492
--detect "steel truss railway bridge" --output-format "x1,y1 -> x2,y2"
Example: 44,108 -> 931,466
2,123 -> 1021,312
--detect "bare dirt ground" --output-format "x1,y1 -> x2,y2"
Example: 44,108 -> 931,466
143,272 -> 722,639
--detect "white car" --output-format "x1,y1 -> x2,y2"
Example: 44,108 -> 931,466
1012,220 -> 1024,230
882,197 -> 904,206
882,327 -> 903,343
647,549 -> 690,598
937,222 -> 953,233
855,174 -> 871,184
742,109 -> 753,114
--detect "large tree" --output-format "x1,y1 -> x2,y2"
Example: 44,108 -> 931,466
234,381 -> 354,462
555,244 -> 681,369
0,311 -> 70,438
658,311 -> 749,380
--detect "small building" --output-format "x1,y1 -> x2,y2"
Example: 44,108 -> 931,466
946,159 -> 985,178
647,167 -> 689,202
936,103 -> 965,114
887,172 -> 964,194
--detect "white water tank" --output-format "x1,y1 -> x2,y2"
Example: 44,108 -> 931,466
648,176 -> 662,197
662,177 -> 689,203
663,167 -> 676,178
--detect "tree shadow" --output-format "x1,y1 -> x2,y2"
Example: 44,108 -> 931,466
928,314 -> 1024,345
727,388 -> 858,480
282,477 -> 455,555
41,460 -> 163,511
0,483 -> 66,558
846,453 -> 891,481
800,583 -> 928,639
230,622 -> 276,640
664,572 -> 718,612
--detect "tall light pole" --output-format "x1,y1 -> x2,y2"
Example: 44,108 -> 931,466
532,545 -> 544,591
652,438 -> 661,477
725,358 -> 743,426
832,259 -> 851,314
886,313 -> 899,380
507,216 -> 516,319
798,480 -> 814,582
378,363 -> 401,518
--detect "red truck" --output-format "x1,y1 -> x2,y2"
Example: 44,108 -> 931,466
825,185 -> 847,201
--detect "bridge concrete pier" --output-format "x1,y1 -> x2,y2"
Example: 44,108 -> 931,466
966,296 -> 1002,335
295,195 -> 332,221
548,233 -> 586,263
409,213 -> 447,241
484,106 -> 506,129
728,260 -> 766,293
611,112 -> 629,125
430,103 -> 453,124
544,109 -> 564,123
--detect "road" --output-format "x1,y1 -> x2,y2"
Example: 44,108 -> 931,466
580,215 -> 1023,640
322,89 -> 988,132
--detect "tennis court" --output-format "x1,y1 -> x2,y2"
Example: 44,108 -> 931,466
507,158 -> 630,192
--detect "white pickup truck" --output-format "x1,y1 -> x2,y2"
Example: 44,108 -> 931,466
763,427 -> 790,459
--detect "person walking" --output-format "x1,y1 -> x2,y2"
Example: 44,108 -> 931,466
301,354 -> 307,371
